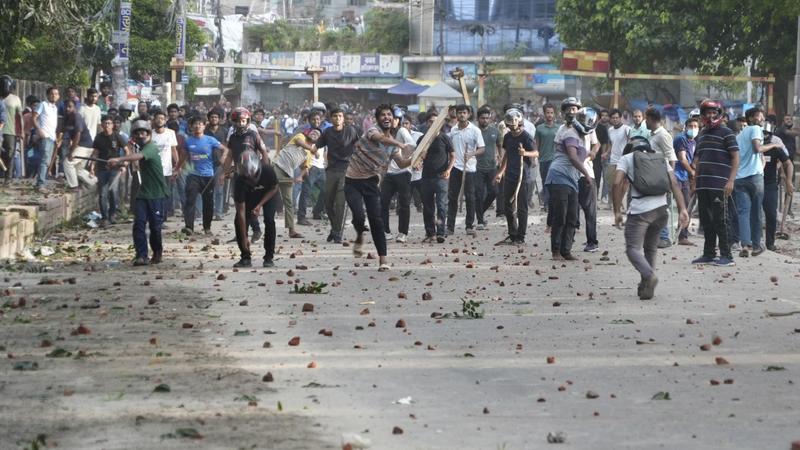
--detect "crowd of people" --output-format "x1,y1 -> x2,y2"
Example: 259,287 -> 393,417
1,76 -> 797,299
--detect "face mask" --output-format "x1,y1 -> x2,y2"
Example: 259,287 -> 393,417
787,123 -> 793,129
686,129 -> 698,138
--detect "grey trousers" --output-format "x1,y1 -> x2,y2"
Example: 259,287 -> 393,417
624,205 -> 668,280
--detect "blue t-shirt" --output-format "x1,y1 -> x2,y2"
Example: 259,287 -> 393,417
184,134 -> 221,177
735,125 -> 764,178
673,133 -> 695,182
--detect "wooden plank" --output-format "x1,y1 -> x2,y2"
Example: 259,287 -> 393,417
410,109 -> 450,167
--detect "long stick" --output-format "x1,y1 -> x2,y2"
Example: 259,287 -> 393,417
73,155 -> 110,163
512,154 -> 524,215
777,192 -> 792,239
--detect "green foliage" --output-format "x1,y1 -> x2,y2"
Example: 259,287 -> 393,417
247,9 -> 408,54
555,0 -> 800,78
292,282 -> 328,294
0,0 -> 205,86
485,75 -> 511,108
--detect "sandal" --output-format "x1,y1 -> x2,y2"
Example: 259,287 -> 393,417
378,263 -> 390,271
353,240 -> 364,257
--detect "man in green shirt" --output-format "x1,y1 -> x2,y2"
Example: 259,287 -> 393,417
475,106 -> 502,229
108,119 -> 169,266
535,103 -> 559,213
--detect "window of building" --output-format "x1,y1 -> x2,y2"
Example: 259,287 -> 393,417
349,0 -> 367,6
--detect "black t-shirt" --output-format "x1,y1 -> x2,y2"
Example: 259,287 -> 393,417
317,125 -> 359,172
227,129 -> 263,167
776,126 -> 797,160
205,125 -> 228,166
502,130 -> 535,180
419,133 -> 454,178
66,113 -> 94,148
92,132 -> 127,171
233,163 -> 278,204
764,145 -> 790,185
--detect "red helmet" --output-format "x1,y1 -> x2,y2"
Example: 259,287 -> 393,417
699,99 -> 724,129
230,107 -> 251,123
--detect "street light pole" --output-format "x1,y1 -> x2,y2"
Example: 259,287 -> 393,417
794,15 -> 800,116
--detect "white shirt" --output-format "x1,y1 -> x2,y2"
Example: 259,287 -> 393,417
151,128 -> 178,176
387,127 -> 415,175
35,101 -> 59,140
616,151 -> 671,215
80,104 -> 102,140
449,122 -> 485,173
608,124 -> 631,165
581,129 -> 598,178
311,146 -> 326,169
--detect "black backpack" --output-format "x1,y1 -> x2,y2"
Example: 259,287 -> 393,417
628,150 -> 671,198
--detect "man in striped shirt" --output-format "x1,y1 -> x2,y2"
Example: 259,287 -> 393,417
691,100 -> 739,266
345,104 -> 415,271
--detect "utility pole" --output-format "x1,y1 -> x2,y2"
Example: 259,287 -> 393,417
437,0 -> 445,80
214,0 -> 225,102
794,15 -> 800,116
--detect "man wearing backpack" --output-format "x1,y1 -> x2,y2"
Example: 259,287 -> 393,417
644,108 -> 678,248
613,136 -> 689,300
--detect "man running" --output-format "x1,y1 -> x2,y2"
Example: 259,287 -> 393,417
475,106 -> 502,229
90,115 -> 128,226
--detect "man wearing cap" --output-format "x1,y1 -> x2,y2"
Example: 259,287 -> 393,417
108,120 -> 169,266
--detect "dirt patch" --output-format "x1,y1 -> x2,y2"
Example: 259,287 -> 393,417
1,258 -> 334,450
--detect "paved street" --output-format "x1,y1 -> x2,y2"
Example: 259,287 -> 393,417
2,206 -> 800,449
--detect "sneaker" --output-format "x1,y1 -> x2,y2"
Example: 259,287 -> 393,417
639,274 -> 659,300
181,227 -> 193,235
251,230 -> 262,242
395,233 -> 407,243
583,243 -> 599,253
132,257 -> 149,266
562,253 -> 578,261
466,228 -> 476,236
332,235 -> 342,244
447,227 -> 455,235
691,255 -> 716,265
203,228 -> 212,235
99,219 -> 109,228
766,244 -> 778,252
213,215 -> 222,221
422,235 -> 434,243
738,248 -> 750,258
297,217 -> 312,226
326,232 -> 334,242
657,239 -> 672,249
713,257 -> 736,267
476,223 -> 486,230
436,236 -> 445,244
262,259 -> 275,268
494,236 -> 515,246
233,258 -> 252,268
513,238 -> 526,246
150,253 -> 162,264
730,242 -> 742,252
751,245 -> 765,257
385,232 -> 394,241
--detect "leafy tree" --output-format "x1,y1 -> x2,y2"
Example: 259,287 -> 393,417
246,8 -> 408,54
554,0 -> 800,112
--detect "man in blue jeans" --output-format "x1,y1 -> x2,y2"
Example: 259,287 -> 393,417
417,112 -> 455,244
32,86 -> 60,192
735,107 -> 779,257
107,120 -> 169,266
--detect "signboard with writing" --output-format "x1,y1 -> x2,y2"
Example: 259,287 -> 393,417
359,54 -> 380,74
117,2 -> 132,62
175,16 -> 186,60
244,52 -> 403,82
340,54 -> 361,75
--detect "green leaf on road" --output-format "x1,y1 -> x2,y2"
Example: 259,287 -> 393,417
277,401 -> 283,411
233,330 -> 251,336
13,361 -> 39,371
234,394 -> 258,402
176,428 -> 203,439
46,348 -> 72,358
610,319 -> 635,324
651,391 -> 671,400
153,383 -> 171,393
765,366 -> 786,371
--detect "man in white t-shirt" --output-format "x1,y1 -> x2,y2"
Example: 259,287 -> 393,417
32,86 -> 60,190
150,110 -> 178,216
579,128 -> 600,252
603,109 -> 631,208
1,83 -> 22,181
613,137 -> 688,300
80,88 -> 102,141
447,104 -> 486,236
